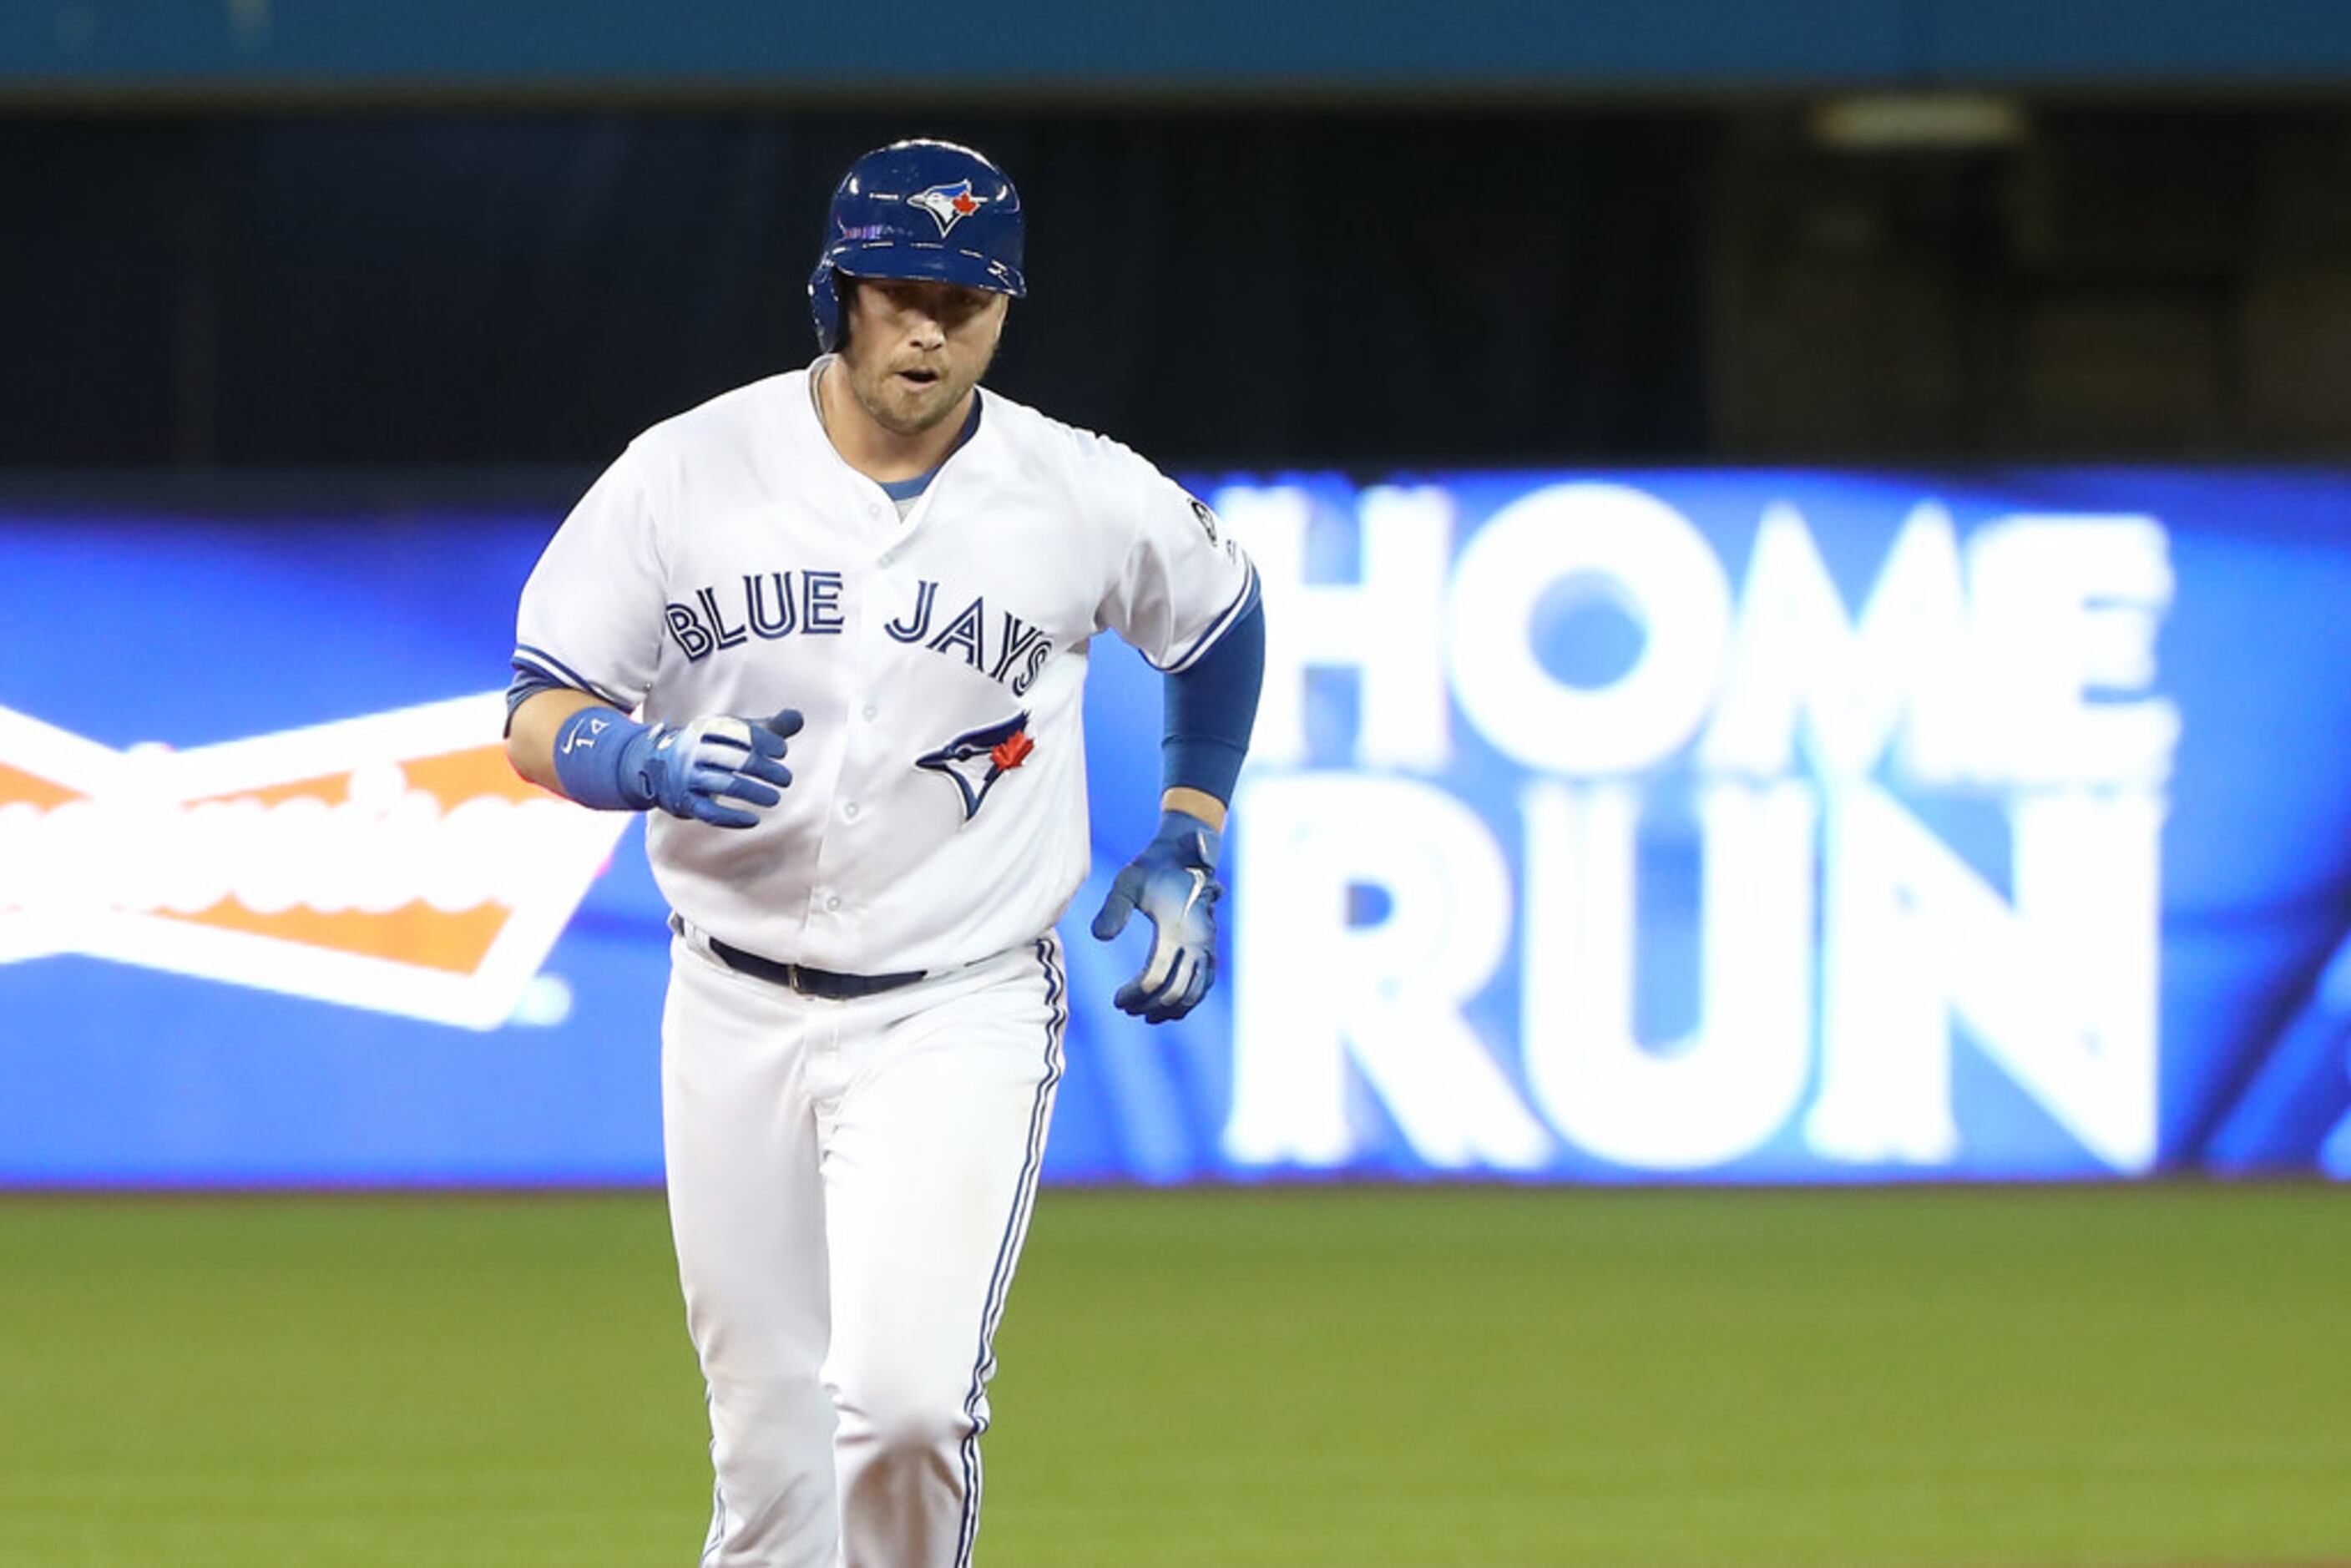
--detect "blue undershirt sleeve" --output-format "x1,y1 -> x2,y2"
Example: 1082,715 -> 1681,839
504,666 -> 571,732
1160,599 -> 1265,803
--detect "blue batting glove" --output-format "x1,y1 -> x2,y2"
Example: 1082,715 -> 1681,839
1090,809 -> 1223,1024
556,706 -> 801,828
624,708 -> 802,828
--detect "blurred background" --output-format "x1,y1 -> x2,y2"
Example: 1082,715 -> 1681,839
3,3 -> 2350,1565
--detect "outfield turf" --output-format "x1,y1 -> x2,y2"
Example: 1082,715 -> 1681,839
0,1186 -> 2344,1566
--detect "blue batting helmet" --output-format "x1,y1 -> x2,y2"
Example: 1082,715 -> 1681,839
808,139 -> 1027,352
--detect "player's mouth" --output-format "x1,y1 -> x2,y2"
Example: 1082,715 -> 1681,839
895,367 -> 943,392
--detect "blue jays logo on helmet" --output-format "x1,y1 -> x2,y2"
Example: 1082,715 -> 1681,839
807,139 -> 1028,353
915,712 -> 1033,822
908,180 -> 986,236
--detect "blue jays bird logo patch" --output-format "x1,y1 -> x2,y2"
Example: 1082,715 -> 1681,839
916,713 -> 1033,822
908,180 -> 985,236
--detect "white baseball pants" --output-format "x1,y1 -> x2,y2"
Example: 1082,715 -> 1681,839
660,923 -> 1067,1568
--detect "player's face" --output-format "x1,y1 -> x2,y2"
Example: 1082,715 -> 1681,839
838,279 -> 1008,438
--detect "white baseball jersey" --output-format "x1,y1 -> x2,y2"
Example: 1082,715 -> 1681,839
513,365 -> 1257,974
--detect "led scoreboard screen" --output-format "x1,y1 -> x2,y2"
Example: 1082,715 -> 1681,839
2,469 -> 2348,1186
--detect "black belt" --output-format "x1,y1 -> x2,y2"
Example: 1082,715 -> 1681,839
707,936 -> 927,1000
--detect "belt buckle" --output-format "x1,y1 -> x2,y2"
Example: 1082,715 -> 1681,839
784,962 -> 846,999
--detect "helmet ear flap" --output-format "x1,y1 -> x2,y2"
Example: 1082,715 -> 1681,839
808,262 -> 842,353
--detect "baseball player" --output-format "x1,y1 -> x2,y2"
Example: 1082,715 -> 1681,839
503,139 -> 1263,1567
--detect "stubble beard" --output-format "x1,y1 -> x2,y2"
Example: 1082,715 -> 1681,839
843,341 -> 995,439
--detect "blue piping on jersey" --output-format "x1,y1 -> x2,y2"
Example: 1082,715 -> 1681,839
510,642 -> 630,709
1160,559 -> 1262,675
954,935 -> 1066,1567
503,667 -> 572,728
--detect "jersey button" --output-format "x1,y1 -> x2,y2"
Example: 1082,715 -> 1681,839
862,704 -> 878,721
826,894 -> 843,913
843,802 -> 860,821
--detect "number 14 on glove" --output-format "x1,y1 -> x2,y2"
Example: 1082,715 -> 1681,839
1090,809 -> 1223,1024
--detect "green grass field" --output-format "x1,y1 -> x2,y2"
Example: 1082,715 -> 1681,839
0,1186 -> 2345,1566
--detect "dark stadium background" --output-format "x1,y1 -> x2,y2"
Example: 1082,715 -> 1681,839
14,104 -> 2351,472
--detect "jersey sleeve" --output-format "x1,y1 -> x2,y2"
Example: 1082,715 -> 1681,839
1093,458 -> 1261,674
512,443 -> 669,713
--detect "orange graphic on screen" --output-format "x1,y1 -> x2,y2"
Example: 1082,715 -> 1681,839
0,695 -> 632,1029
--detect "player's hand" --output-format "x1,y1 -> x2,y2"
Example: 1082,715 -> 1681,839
624,708 -> 803,829
1090,809 -> 1222,1024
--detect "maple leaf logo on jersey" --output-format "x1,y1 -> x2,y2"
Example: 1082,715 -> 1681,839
990,730 -> 1034,771
916,712 -> 1032,822
908,180 -> 986,237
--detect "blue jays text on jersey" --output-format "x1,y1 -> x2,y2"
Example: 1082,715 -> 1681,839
665,571 -> 1056,697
